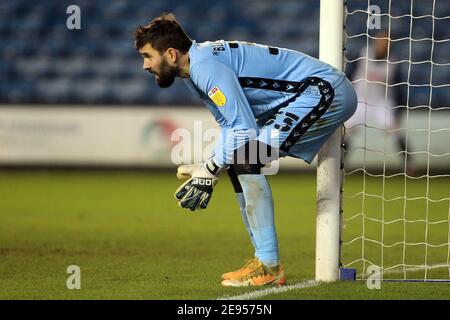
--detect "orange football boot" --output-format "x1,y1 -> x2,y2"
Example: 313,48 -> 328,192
221,259 -> 286,287
221,258 -> 259,281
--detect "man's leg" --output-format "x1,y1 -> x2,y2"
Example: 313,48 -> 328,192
236,174 -> 279,268
226,165 -> 257,250
222,163 -> 284,287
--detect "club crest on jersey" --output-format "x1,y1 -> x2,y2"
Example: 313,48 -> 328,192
208,86 -> 226,107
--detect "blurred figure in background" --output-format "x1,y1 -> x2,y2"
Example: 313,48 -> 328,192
344,31 -> 416,175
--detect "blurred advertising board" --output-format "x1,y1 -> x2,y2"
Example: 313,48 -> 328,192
0,106 -> 448,171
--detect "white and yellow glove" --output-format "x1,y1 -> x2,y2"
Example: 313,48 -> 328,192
174,158 -> 222,211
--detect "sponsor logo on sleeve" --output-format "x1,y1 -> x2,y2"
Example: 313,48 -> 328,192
208,86 -> 227,107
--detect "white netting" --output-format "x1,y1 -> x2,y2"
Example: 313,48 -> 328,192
342,0 -> 450,280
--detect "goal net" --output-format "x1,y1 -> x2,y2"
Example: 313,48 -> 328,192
342,0 -> 450,281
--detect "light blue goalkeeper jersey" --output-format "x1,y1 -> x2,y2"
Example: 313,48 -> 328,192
183,40 -> 348,166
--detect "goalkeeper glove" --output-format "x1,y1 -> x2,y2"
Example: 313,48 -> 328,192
174,158 -> 222,211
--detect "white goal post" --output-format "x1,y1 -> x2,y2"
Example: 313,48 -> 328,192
316,0 -> 345,282
317,0 -> 450,282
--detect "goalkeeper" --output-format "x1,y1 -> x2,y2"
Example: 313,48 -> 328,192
134,13 -> 357,287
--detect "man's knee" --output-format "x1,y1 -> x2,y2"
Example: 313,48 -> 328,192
232,140 -> 279,175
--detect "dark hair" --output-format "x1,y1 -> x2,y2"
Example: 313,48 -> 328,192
134,13 -> 192,54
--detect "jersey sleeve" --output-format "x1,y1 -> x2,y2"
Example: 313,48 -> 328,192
190,60 -> 258,166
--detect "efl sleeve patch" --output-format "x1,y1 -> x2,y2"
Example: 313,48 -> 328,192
208,86 -> 227,107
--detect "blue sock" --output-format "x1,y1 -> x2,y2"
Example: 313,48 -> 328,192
236,193 -> 258,251
237,174 -> 279,267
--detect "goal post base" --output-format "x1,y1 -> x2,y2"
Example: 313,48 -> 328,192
339,268 -> 357,281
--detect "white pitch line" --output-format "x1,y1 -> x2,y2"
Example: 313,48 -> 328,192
216,280 -> 320,300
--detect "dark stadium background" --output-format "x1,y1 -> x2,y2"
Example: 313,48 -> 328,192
1,0 -> 448,107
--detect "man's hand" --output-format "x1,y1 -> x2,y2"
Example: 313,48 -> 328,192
174,158 -> 221,211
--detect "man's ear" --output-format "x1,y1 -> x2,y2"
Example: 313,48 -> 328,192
166,48 -> 178,64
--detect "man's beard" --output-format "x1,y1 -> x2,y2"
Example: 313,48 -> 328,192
155,59 -> 178,88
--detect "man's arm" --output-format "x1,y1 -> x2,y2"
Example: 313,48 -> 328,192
190,59 -> 259,167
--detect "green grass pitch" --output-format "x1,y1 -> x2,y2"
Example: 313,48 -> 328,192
0,169 -> 448,299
